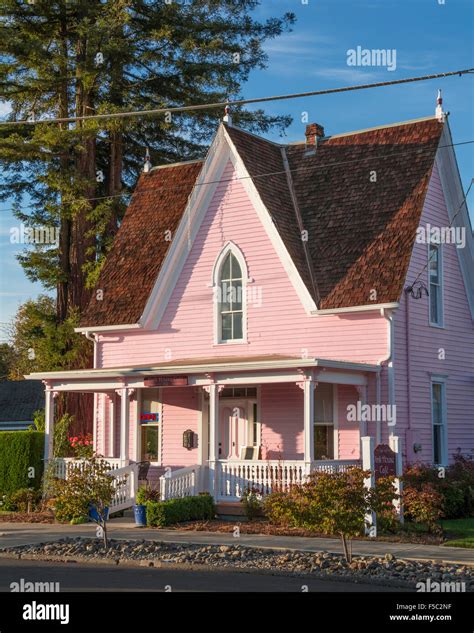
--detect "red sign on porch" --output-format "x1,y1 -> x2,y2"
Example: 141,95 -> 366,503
374,444 -> 396,479
140,413 -> 158,422
144,376 -> 188,387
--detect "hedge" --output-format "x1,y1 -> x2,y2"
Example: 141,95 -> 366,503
0,431 -> 44,496
146,494 -> 215,527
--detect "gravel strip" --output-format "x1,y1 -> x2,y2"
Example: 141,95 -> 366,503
1,538 -> 473,590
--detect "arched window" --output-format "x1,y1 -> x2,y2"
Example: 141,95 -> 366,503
213,243 -> 247,343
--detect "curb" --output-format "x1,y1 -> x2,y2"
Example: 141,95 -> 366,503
0,550 -> 416,590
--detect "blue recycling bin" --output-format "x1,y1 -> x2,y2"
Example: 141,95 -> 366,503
134,504 -> 147,527
88,505 -> 109,522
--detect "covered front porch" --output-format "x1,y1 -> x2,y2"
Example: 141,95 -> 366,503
30,355 -> 380,506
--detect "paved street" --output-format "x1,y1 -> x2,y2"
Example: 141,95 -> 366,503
0,558 -> 406,592
1,519 -> 473,565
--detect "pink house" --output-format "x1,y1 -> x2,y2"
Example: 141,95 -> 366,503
28,100 -> 474,510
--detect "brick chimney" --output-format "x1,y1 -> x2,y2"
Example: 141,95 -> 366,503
305,123 -> 325,145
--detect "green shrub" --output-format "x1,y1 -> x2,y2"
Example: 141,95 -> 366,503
0,431 -> 44,496
241,488 -> 263,521
263,490 -> 300,527
2,488 -> 42,513
146,494 -> 215,527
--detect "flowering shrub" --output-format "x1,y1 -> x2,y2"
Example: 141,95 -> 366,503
68,433 -> 94,459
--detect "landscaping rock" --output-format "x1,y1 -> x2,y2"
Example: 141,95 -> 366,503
1,538 -> 472,591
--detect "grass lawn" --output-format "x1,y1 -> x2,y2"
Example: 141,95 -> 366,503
441,518 -> 474,548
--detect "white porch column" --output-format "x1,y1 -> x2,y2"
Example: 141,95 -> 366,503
361,436 -> 376,536
119,387 -> 130,466
389,435 -> 404,523
207,384 -> 219,498
43,388 -> 55,463
356,384 -> 368,442
303,377 -> 315,469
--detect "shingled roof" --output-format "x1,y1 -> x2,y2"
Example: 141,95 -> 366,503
80,160 -> 203,327
0,380 -> 44,429
80,117 -> 444,327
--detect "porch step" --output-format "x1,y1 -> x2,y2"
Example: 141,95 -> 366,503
216,502 -> 246,518
216,501 -> 265,521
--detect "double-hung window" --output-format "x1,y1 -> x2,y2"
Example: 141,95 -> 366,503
431,381 -> 447,465
219,252 -> 243,342
429,243 -> 443,326
140,388 -> 161,463
314,383 -> 335,460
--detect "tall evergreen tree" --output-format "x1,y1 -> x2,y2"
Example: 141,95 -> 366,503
0,0 -> 294,321
0,0 -> 294,427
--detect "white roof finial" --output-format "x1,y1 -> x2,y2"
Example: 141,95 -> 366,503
143,147 -> 152,173
435,89 -> 446,123
223,105 -> 232,127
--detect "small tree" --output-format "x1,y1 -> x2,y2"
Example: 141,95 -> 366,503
304,469 -> 370,563
52,457 -> 125,549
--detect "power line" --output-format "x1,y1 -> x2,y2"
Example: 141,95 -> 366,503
0,137 -> 472,215
0,68 -> 473,127
407,178 -> 474,291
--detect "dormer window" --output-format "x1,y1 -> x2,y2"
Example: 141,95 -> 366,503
212,243 -> 248,344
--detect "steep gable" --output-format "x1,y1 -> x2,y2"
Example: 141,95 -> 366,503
80,117 -> 447,330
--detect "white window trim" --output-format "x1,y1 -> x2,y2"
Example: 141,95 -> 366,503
430,378 -> 448,466
137,387 -> 163,466
428,241 -> 445,328
211,241 -> 250,345
314,383 -> 338,461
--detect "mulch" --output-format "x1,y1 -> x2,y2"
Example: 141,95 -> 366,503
164,519 -> 443,545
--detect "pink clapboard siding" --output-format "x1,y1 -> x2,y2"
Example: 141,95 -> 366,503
260,383 -> 304,460
394,163 -> 474,464
260,383 -> 361,462
97,160 -> 388,368
161,387 -> 200,469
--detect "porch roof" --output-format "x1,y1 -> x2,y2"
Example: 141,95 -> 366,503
26,354 -> 379,383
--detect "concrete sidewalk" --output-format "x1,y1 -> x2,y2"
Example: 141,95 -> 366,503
1,518 -> 473,565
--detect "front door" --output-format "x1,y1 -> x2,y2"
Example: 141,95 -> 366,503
219,401 -> 248,459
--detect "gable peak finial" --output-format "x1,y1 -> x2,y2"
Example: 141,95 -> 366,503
143,147 -> 152,173
435,89 -> 446,123
223,105 -> 232,127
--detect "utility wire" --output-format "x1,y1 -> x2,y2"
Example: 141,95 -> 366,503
407,178 -> 474,291
0,138 -> 473,215
0,68 -> 472,127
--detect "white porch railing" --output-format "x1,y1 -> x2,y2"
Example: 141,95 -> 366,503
216,459 -> 361,501
312,459 -> 361,473
159,465 -> 200,500
51,458 -> 137,513
52,457 -> 122,480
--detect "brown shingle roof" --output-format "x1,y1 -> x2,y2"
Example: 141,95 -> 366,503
80,161 -> 203,327
287,118 -> 443,308
80,117 -> 443,327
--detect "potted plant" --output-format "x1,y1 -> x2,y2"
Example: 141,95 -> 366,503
134,485 -> 160,527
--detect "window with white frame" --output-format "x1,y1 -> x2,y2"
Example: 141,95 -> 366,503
431,381 -> 447,465
218,251 -> 244,342
429,243 -> 443,325
314,383 -> 335,460
140,388 -> 161,463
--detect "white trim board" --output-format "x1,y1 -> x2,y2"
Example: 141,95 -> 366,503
435,122 -> 474,319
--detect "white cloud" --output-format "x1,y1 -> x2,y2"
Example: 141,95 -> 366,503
0,100 -> 11,118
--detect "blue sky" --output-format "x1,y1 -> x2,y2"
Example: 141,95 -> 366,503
0,0 -> 473,339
